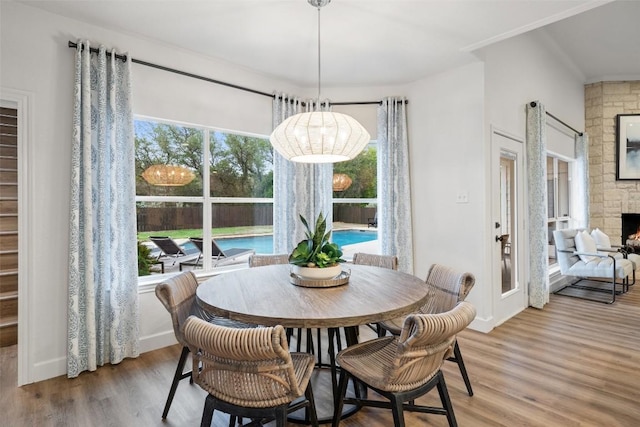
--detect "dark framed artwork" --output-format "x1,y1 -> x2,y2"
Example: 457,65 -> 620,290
616,114 -> 640,180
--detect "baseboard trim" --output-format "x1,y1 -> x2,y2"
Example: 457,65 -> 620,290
25,330 -> 177,384
139,330 -> 177,353
469,315 -> 493,333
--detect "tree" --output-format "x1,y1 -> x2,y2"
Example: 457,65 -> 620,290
333,146 -> 377,199
135,120 -> 275,199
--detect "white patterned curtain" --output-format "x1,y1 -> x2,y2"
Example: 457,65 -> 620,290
272,93 -> 333,253
377,97 -> 414,273
575,133 -> 590,229
68,41 -> 139,378
526,101 -> 549,309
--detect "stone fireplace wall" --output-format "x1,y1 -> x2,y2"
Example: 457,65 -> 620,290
585,81 -> 640,245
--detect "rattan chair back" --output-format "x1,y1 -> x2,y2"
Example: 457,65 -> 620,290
419,263 -> 475,315
183,316 -> 314,408
340,301 -> 475,393
155,271 -> 199,347
249,253 -> 290,267
352,252 -> 398,270
391,302 -> 476,388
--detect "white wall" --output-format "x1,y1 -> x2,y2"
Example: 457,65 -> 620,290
0,2 -> 300,383
478,28 -> 586,323
1,1 -> 587,383
406,62 -> 490,330
1,2 -> 411,383
480,29 -> 585,139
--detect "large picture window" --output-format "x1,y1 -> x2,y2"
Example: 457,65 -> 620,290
135,118 -> 273,275
547,155 -> 573,268
332,142 -> 379,254
135,117 -> 379,276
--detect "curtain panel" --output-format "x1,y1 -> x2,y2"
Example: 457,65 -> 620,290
68,41 -> 139,378
526,101 -> 549,309
575,133 -> 590,229
272,93 -> 333,254
377,97 -> 414,273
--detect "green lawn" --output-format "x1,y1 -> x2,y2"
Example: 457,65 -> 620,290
137,225 -> 274,241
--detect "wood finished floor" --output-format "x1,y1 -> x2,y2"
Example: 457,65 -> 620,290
2,289 -> 640,426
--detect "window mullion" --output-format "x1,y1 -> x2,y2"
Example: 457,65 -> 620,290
202,129 -> 212,270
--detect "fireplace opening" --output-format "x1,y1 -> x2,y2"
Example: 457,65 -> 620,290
621,213 -> 640,246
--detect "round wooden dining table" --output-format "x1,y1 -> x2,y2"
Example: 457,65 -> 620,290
195,263 -> 429,424
196,263 -> 429,329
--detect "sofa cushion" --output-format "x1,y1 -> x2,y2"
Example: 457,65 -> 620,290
575,230 -> 598,263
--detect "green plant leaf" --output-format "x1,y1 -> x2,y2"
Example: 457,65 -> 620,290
299,214 -> 312,239
289,211 -> 344,268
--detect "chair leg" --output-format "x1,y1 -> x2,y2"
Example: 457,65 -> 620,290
435,371 -> 458,427
390,394 -> 406,427
274,406 -> 288,427
162,345 -> 191,419
332,372 -> 349,427
201,394 -> 215,427
305,382 -> 320,427
449,340 -> 473,396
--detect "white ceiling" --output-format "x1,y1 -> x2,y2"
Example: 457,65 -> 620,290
15,0 -> 640,87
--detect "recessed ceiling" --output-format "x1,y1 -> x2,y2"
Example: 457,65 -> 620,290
16,0 -> 638,87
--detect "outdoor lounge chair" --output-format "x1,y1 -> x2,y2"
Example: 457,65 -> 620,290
367,212 -> 377,228
149,236 -> 189,266
179,237 -> 255,270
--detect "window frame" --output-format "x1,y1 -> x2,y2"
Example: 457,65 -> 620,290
547,152 -> 575,271
134,115 -> 274,274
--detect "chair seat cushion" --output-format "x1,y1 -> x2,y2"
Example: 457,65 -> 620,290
566,256 -> 634,279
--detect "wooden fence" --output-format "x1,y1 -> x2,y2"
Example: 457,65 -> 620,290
137,204 -> 376,231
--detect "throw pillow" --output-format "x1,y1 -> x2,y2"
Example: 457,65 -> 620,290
591,228 -> 612,250
575,230 -> 598,263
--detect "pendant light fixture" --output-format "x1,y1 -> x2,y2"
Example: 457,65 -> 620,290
141,164 -> 195,187
332,173 -> 352,192
269,0 -> 370,163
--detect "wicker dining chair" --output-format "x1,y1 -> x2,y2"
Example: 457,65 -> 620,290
352,252 -> 398,334
183,316 -> 319,427
248,252 -> 325,375
154,271 -> 252,420
377,263 -> 476,396
248,253 -> 290,267
352,252 -> 398,270
333,301 -> 476,427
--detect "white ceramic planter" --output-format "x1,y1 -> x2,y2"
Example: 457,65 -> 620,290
292,264 -> 342,280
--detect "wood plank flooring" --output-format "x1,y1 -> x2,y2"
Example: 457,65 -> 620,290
2,289 -> 640,426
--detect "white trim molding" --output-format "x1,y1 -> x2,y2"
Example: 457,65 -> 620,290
1,87 -> 35,386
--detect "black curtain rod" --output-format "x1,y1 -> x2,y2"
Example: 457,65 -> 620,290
68,41 -> 273,98
68,41 -> 398,107
529,101 -> 583,136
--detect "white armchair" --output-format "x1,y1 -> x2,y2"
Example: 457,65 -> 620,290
590,228 -> 640,270
553,229 -> 635,304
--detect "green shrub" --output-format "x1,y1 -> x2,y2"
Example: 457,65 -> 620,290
138,241 -> 154,276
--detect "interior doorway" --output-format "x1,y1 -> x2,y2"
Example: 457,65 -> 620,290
1,89 -> 31,386
0,105 -> 18,348
491,127 -> 527,325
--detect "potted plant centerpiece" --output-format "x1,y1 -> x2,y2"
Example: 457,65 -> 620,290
289,212 -> 345,280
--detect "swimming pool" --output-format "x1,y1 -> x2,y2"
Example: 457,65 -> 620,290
215,229 -> 377,254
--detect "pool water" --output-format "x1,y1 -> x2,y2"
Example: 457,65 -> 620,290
214,229 -> 377,254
